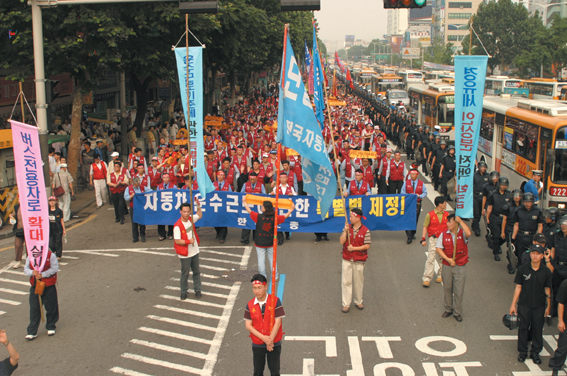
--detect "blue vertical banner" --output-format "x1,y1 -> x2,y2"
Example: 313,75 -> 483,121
304,41 -> 311,75
277,30 -> 337,219
174,47 -> 215,197
312,24 -> 325,129
454,56 -> 488,218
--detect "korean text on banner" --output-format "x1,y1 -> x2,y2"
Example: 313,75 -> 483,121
174,47 -> 215,197
11,121 -> 50,272
276,32 -> 336,219
454,56 -> 488,218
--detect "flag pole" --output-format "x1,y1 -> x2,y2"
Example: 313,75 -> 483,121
185,13 -> 196,247
19,82 -> 25,123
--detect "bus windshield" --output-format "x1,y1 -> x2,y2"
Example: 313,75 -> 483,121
389,91 -> 407,99
553,126 -> 567,183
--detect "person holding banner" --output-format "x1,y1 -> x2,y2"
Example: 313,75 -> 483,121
240,172 -> 266,245
213,171 -> 232,244
421,196 -> 449,287
377,149 -> 393,195
107,162 -> 129,225
157,174 -> 177,241
386,151 -> 407,194
242,198 -> 295,282
344,169 -> 371,197
125,177 -> 150,243
402,168 -> 427,244
174,201 -> 203,300
340,208 -> 371,313
24,248 -> 60,339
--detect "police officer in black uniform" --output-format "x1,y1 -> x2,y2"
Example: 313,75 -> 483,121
486,177 -> 512,261
431,139 -> 447,191
482,171 -> 500,247
411,125 -> 423,161
551,215 -> 567,317
512,192 -> 544,266
439,145 -> 456,201
422,133 -> 435,175
472,161 -> 489,236
543,207 -> 560,246
502,189 -> 524,273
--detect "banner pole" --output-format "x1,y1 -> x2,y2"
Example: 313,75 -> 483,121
185,13 -> 196,247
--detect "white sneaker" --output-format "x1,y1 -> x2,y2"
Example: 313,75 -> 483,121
25,334 -> 37,341
47,330 -> 56,336
12,261 -> 22,269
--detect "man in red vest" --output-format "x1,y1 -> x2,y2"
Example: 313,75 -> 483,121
213,170 -> 231,244
344,169 -> 370,197
377,148 -> 393,195
340,208 -> 371,313
24,249 -> 60,339
147,157 -> 162,189
244,274 -> 285,376
421,196 -> 449,287
386,151 -> 407,194
89,154 -> 108,209
436,215 -> 471,322
402,167 -> 428,244
173,201 -> 203,300
240,172 -> 266,245
157,173 -> 176,241
124,177 -> 151,243
107,161 -> 129,224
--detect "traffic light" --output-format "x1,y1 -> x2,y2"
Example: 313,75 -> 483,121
281,0 -> 321,11
179,1 -> 219,14
383,0 -> 426,9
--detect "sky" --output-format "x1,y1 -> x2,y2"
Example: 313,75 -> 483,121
315,0 -> 389,53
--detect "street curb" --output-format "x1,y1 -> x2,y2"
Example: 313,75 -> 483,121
0,197 -> 97,240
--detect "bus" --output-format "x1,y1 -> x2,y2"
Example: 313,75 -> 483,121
424,71 -> 454,82
561,86 -> 567,100
353,68 -> 376,92
477,98 -> 567,210
484,75 -> 523,96
407,83 -> 455,135
371,74 -> 404,96
523,79 -> 567,100
397,70 -> 424,89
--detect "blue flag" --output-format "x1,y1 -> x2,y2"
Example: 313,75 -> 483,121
277,31 -> 336,219
304,41 -> 311,75
174,47 -> 215,198
454,55 -> 488,218
312,26 -> 325,129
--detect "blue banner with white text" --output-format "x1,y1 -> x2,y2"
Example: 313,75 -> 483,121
133,190 -> 417,232
454,56 -> 488,218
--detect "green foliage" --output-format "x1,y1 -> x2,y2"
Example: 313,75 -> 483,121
423,37 -> 454,65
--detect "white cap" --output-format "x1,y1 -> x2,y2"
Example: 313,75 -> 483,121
60,163 -> 68,168
111,152 -> 119,157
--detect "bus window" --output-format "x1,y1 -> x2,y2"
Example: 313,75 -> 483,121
505,117 -> 539,162
480,112 -> 495,140
437,105 -> 454,124
553,127 -> 567,183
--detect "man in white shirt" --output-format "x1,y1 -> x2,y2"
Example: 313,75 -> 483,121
89,154 -> 108,208
173,201 -> 203,300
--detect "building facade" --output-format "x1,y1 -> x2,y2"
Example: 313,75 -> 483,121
387,9 -> 409,36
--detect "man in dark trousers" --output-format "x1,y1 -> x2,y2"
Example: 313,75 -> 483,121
486,177 -> 511,262
549,278 -> 567,375
439,145 -> 456,201
244,274 -> 285,376
430,139 -> 447,191
512,193 -> 544,265
482,171 -> 500,248
402,167 -> 427,244
472,161 -> 489,236
551,216 -> 567,316
386,151 -> 407,194
510,244 -> 552,365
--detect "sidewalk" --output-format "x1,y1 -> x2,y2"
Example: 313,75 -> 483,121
0,188 -> 97,240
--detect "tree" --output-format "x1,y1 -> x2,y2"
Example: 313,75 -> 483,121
423,37 -> 454,65
549,14 -> 567,77
514,12 -> 551,77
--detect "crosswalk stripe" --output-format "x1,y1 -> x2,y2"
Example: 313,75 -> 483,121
0,287 -> 27,295
109,367 -> 154,376
164,286 -> 228,299
138,327 -> 212,345
63,250 -> 119,257
154,305 -> 221,320
61,256 -> 80,259
159,294 -> 226,308
201,249 -> 242,258
169,278 -> 232,290
120,353 -> 203,375
0,298 -> 21,306
59,262 -> 68,265
199,264 -> 229,271
0,278 -> 29,286
0,311 -> 5,315
173,271 -> 220,279
130,339 -> 207,359
147,315 -> 219,332
0,270 -> 25,276
199,257 -> 240,265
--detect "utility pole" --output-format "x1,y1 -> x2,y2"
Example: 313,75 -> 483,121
469,19 -> 473,56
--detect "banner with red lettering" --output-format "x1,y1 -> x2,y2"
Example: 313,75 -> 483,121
11,121 -> 50,272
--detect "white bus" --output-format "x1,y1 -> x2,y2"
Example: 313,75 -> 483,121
484,75 -> 523,96
524,79 -> 567,100
398,70 -> 424,89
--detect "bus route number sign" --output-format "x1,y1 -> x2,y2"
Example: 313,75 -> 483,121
550,187 -> 567,197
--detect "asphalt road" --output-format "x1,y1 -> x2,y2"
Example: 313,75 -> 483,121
0,158 -> 565,376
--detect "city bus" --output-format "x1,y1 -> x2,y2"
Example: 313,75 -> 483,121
477,97 -> 567,210
561,86 -> 567,100
523,79 -> 566,100
353,68 -> 376,92
484,75 -> 523,96
424,71 -> 454,82
371,74 -> 404,96
398,69 -> 424,90
407,83 -> 455,135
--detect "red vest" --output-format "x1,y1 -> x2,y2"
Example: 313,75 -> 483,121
277,185 -> 294,195
232,155 -> 248,173
381,157 -> 390,177
342,224 -> 370,262
205,139 -> 214,150
148,167 -> 162,188
214,180 -> 231,191
182,181 -> 199,190
244,181 -> 263,193
345,154 -> 353,179
361,165 -> 374,187
427,210 -> 450,238
157,182 -> 176,190
29,251 -> 57,287
126,184 -> 145,208
440,228 -> 469,266
389,160 -> 405,181
109,171 -> 128,194
349,180 -> 369,195
251,168 -> 265,181
247,294 -> 284,345
405,179 -> 424,202
206,160 -> 216,180
173,218 -> 200,257
92,162 -> 107,180
220,167 -> 236,186
135,174 -> 150,190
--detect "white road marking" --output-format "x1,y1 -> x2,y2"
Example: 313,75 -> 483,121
199,264 -> 230,272
490,335 -> 550,356
0,287 -> 27,295
0,270 -> 24,276
285,336 -> 338,357
59,262 -> 68,265
159,294 -> 225,308
147,314 -> 219,332
346,336 -> 365,376
0,311 -> 5,315
138,327 -> 212,345
282,358 -> 340,376
199,257 -> 240,265
240,246 -> 252,269
109,367 -> 154,376
130,339 -> 207,359
201,249 -> 242,258
163,286 -> 228,299
362,336 -> 402,359
120,353 -> 202,374
62,256 -> 80,259
64,250 -> 119,257
0,298 -> 21,306
153,305 -> 221,320
0,278 -> 29,286
169,278 -> 232,290
415,336 -> 467,357
173,271 -> 221,279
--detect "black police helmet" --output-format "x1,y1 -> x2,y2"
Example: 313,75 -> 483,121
512,189 -> 523,199
489,171 -> 500,180
478,161 -> 488,169
544,207 -> 559,221
448,145 -> 455,151
559,215 -> 567,226
503,314 -> 521,330
499,177 -> 509,186
440,140 -> 447,146
523,192 -> 535,203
